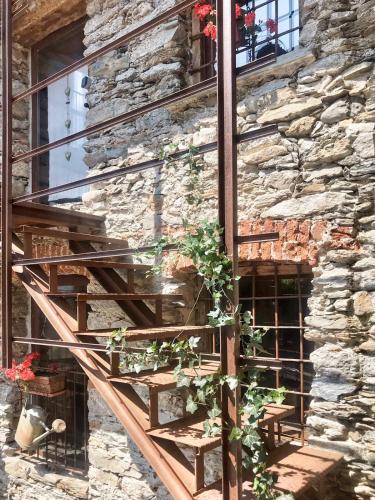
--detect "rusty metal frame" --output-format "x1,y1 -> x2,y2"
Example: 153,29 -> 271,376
1,0 -> 13,368
1,1 -> 286,496
217,2 -> 242,498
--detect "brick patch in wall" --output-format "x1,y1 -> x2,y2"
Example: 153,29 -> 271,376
238,219 -> 360,265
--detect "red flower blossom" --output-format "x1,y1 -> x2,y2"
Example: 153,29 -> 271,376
20,368 -> 36,382
3,352 -> 40,384
203,21 -> 217,40
194,1 -> 213,21
5,361 -> 17,382
235,3 -> 242,18
266,18 -> 277,33
25,352 -> 40,362
245,11 -> 256,27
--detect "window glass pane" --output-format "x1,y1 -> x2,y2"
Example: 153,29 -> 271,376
33,20 -> 88,204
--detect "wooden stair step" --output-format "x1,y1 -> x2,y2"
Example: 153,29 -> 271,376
147,404 -> 295,452
13,201 -> 104,229
45,292 -> 184,301
77,325 -> 215,341
195,443 -> 344,499
109,361 -> 220,393
265,443 -> 344,496
19,226 -> 127,245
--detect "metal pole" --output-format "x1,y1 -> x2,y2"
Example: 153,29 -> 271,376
216,1 -> 242,499
1,0 -> 13,368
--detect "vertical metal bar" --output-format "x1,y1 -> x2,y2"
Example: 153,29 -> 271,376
49,265 -> 59,293
252,273 -> 256,357
73,371 -> 77,467
127,268 -> 135,292
83,374 -> 88,469
23,232 -> 33,258
155,299 -> 163,326
297,264 -> 305,445
217,1 -> 242,498
77,299 -> 88,332
274,264 -> 280,389
275,0 -> 279,55
1,0 -> 13,368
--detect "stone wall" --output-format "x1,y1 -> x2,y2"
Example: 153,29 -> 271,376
1,0 -> 375,498
80,0 -> 375,498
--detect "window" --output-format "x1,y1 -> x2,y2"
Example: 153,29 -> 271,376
190,0 -> 301,81
31,19 -> 89,204
27,366 -> 89,472
25,284 -> 90,471
239,262 -> 314,443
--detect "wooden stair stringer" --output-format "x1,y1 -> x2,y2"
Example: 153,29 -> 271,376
69,240 -> 156,327
12,248 -> 196,498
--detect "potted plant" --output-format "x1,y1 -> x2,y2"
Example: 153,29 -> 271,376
2,353 -> 66,450
193,1 -> 284,59
3,353 -> 66,398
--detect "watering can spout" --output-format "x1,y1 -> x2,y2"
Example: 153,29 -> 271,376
31,419 -> 67,448
15,405 -> 66,450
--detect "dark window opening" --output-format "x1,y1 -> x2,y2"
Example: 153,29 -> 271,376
31,18 -> 89,205
22,284 -> 90,472
239,262 -> 314,444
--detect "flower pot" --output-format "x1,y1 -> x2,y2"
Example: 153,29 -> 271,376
28,373 -> 66,395
256,42 -> 287,59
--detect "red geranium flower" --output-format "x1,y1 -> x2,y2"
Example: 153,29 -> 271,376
3,352 -> 40,384
266,19 -> 277,33
5,361 -> 17,382
235,3 -> 242,18
194,1 -> 213,21
25,352 -> 40,362
245,11 -> 256,27
203,21 -> 217,40
19,368 -> 36,382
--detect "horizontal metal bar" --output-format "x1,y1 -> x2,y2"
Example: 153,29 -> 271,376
12,0 -> 197,103
11,337 -> 286,368
13,243 -> 177,266
13,226 -> 281,265
13,125 -> 278,203
13,76 -> 217,164
240,295 -> 310,300
12,336 -> 111,352
235,232 -> 279,244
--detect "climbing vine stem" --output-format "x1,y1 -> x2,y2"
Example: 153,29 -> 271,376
106,220 -> 290,500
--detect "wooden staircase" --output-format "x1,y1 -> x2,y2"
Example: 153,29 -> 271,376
10,202 -> 344,499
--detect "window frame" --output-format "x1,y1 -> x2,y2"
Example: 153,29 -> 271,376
30,17 -> 87,202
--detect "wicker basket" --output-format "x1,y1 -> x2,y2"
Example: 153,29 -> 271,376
28,373 -> 66,395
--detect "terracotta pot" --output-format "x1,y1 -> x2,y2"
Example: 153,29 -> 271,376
28,373 -> 66,395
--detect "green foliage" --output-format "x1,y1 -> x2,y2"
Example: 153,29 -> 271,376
106,220 -> 289,499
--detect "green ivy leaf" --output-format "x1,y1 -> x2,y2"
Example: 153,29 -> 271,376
229,426 -> 242,441
186,395 -> 198,414
226,376 -> 239,390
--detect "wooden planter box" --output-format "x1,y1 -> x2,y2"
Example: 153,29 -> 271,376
28,373 -> 66,395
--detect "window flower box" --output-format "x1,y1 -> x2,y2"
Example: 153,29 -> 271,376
28,373 -> 66,395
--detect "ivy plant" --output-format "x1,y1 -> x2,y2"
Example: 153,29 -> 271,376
106,220 -> 290,500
